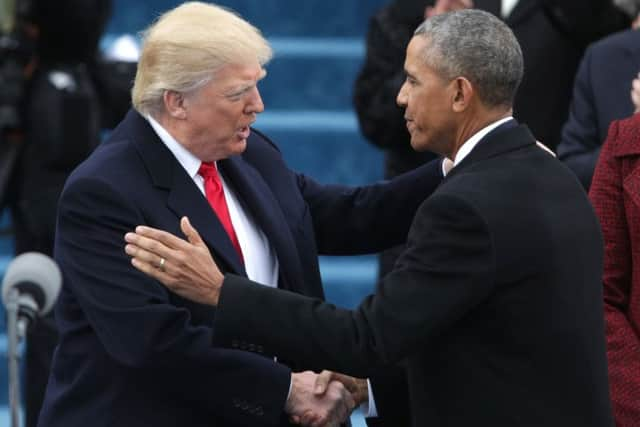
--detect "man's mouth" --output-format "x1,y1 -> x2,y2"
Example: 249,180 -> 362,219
237,126 -> 251,139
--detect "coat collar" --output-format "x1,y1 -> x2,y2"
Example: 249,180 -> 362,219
123,110 -> 247,275
613,115 -> 640,158
443,119 -> 535,181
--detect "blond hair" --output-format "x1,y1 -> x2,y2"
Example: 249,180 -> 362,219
131,1 -> 273,116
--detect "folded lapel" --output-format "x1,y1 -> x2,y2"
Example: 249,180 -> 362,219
444,120 -> 535,182
129,111 -> 246,276
165,173 -> 247,276
219,156 -> 305,292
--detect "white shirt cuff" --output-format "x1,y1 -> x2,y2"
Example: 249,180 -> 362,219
360,379 -> 378,418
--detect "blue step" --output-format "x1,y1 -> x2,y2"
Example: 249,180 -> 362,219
320,255 -> 377,309
255,110 -> 383,185
261,38 -> 365,110
108,0 -> 387,37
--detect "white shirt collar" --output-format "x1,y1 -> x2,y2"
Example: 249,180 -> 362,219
442,116 -> 513,176
502,0 -> 519,18
146,115 -> 205,179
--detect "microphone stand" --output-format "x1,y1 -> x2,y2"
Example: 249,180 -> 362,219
5,288 -> 24,427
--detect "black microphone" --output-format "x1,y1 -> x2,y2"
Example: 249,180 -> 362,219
1,252 -> 62,332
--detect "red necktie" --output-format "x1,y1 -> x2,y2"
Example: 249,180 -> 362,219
198,162 -> 244,262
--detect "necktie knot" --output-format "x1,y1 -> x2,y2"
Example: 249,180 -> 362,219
198,161 -> 244,263
198,162 -> 221,190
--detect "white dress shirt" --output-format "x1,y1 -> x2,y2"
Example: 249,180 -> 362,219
442,116 -> 514,176
146,115 -> 279,287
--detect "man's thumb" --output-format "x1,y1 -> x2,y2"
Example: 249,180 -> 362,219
314,371 -> 332,395
181,216 -> 204,246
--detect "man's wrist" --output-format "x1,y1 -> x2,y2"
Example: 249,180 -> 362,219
209,273 -> 225,305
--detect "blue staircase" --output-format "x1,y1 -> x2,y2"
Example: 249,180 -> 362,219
0,0 -> 389,424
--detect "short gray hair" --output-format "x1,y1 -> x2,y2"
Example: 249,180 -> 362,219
132,2 -> 273,117
414,9 -> 523,108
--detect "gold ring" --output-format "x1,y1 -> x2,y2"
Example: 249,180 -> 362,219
159,257 -> 166,271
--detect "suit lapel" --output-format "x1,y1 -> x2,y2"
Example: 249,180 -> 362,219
128,110 -> 247,276
219,155 -> 305,292
444,120 -> 536,182
165,172 -> 247,276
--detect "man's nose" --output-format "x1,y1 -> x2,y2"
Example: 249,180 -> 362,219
397,82 -> 408,107
246,87 -> 264,114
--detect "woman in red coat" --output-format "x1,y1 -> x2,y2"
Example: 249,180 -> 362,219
590,113 -> 640,426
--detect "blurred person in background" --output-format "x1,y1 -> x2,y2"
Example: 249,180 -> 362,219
355,0 -> 629,278
558,0 -> 640,190
5,0 -> 134,425
589,113 -> 640,427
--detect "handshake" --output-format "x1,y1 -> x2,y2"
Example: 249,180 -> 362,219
285,371 -> 369,427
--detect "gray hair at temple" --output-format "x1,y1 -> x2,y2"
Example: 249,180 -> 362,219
414,9 -> 523,109
613,0 -> 640,18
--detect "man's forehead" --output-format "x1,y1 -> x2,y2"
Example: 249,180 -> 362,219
404,38 -> 426,75
216,63 -> 266,85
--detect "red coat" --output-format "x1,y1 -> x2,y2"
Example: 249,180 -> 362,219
590,114 -> 640,426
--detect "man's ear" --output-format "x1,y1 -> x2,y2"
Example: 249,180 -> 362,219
451,77 -> 474,113
163,90 -> 188,119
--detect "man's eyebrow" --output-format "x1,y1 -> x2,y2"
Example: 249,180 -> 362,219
227,69 -> 268,94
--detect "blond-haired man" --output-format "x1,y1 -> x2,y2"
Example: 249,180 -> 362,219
39,2 -> 443,426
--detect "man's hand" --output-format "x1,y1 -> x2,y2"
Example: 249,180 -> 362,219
425,0 -> 473,18
124,216 -> 224,305
286,371 -> 356,427
314,371 -> 368,408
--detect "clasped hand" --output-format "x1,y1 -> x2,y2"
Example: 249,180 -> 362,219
286,371 -> 368,427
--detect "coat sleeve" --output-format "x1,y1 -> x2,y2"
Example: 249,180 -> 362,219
589,120 -> 640,426
298,158 -> 443,255
55,176 -> 291,426
212,192 -> 494,376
